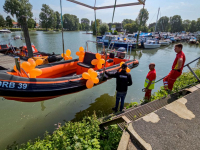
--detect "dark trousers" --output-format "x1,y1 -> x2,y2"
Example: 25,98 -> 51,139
115,91 -> 127,111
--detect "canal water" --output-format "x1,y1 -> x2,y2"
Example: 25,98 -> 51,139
0,31 -> 200,149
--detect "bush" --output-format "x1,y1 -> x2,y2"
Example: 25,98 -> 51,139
6,114 -> 122,150
99,23 -> 109,35
113,30 -> 118,35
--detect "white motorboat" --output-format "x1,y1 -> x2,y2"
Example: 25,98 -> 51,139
159,40 -> 170,46
189,37 -> 197,44
0,29 -> 11,33
144,40 -> 161,49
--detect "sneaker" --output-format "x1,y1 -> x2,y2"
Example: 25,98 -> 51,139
112,107 -> 118,112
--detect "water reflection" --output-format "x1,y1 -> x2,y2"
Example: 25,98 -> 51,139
41,101 -> 46,111
73,92 -> 129,122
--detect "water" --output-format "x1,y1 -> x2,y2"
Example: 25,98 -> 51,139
0,31 -> 200,149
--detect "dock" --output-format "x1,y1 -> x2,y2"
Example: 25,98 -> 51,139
0,53 -> 24,69
100,84 -> 200,150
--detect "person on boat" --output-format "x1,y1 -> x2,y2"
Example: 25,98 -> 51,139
143,63 -> 156,102
103,63 -> 132,112
163,43 -> 185,92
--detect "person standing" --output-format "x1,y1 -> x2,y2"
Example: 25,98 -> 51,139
104,63 -> 132,112
163,43 -> 186,91
143,63 -> 156,101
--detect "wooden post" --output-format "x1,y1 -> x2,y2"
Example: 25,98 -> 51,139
20,16 -> 33,58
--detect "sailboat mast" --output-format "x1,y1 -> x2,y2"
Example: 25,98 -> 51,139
154,7 -> 160,32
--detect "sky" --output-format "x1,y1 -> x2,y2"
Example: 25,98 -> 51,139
0,0 -> 200,25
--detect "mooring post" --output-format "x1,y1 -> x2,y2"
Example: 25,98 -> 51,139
20,16 -> 33,58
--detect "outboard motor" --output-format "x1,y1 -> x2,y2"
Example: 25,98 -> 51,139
116,47 -> 126,59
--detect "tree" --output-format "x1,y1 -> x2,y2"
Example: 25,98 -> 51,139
39,4 -> 55,30
0,15 -> 5,27
182,20 -> 191,32
189,20 -> 196,33
3,0 -> 33,24
124,22 -> 138,33
157,16 -> 169,32
148,22 -> 156,29
5,15 -> 13,27
196,18 -> 200,31
81,18 -> 90,31
27,18 -> 35,28
170,15 -> 183,32
92,19 -> 101,35
99,23 -> 109,35
63,14 -> 79,31
122,19 -> 134,28
135,8 -> 149,27
55,11 -> 61,29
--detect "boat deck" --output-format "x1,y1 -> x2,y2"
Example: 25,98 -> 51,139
0,53 -> 24,69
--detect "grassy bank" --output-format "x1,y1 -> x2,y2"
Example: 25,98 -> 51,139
126,67 -> 200,109
6,113 -> 122,150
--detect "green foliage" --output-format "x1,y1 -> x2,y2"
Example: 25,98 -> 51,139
122,19 -> 134,28
6,114 -> 122,150
6,15 -> 13,27
126,102 -> 138,109
170,15 -> 183,32
197,18 -> 200,31
9,28 -> 22,31
0,15 -> 5,27
189,20 -> 197,33
157,16 -> 169,32
55,11 -> 61,29
27,18 -> 35,28
124,22 -> 138,33
113,30 -> 118,35
81,18 -> 90,31
182,20 -> 191,32
135,8 -> 149,27
39,4 -> 55,31
92,19 -> 101,35
63,14 -> 79,31
99,23 -> 109,35
3,0 -> 33,24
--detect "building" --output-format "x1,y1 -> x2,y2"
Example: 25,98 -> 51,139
12,22 -> 20,28
107,22 -> 122,32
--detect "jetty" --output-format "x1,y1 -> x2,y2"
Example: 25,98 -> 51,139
100,84 -> 200,150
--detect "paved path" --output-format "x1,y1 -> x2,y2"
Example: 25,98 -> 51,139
128,86 -> 200,150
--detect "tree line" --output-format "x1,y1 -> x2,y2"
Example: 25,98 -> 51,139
2,0 -> 91,31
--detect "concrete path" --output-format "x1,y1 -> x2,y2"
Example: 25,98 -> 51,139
128,87 -> 200,150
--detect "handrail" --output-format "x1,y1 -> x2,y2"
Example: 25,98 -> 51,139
155,57 -> 200,83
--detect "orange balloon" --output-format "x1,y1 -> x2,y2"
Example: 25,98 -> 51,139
76,51 -> 80,56
79,55 -> 84,61
21,62 -> 31,72
30,74 -> 36,78
66,49 -> 71,56
100,59 -> 105,64
36,59 -> 43,66
82,72 -> 91,79
96,53 -> 101,60
61,53 -> 65,57
92,77 -> 99,84
97,62 -> 102,69
64,56 -> 69,60
88,68 -> 94,75
29,68 -> 42,77
91,71 -> 98,79
126,68 -> 131,73
91,59 -> 98,65
120,62 -> 125,67
28,58 -> 36,70
13,65 -> 17,72
80,51 -> 85,55
79,47 -> 84,52
69,56 -> 73,60
86,79 -> 94,89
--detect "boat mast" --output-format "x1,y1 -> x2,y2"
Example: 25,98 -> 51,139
154,7 -> 160,33
60,0 -> 65,57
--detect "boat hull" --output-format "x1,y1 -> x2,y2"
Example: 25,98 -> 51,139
0,58 -> 139,102
144,44 -> 161,49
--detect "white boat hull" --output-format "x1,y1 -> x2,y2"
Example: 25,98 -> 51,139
160,42 -> 170,46
144,44 -> 161,49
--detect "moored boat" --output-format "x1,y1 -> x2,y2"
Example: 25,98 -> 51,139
0,49 -> 139,102
144,40 -> 161,49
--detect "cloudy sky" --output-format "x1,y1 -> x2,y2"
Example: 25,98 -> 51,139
0,0 -> 200,25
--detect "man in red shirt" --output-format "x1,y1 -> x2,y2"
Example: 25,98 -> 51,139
163,43 -> 186,91
144,63 -> 156,101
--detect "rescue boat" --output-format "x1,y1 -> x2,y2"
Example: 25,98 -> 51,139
0,44 -> 62,63
0,50 -> 139,102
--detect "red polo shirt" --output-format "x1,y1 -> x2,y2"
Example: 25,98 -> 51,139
146,69 -> 156,81
172,51 -> 185,71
